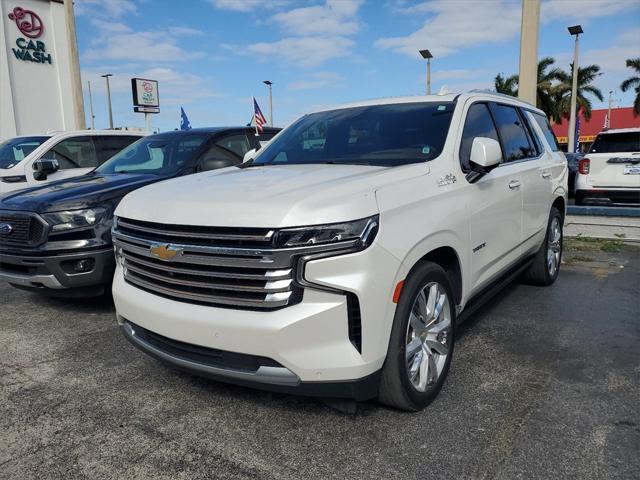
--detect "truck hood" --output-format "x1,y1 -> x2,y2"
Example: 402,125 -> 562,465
0,172 -> 162,213
116,164 -> 420,228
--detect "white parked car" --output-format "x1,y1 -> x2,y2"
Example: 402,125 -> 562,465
575,127 -> 640,206
0,130 -> 145,194
112,92 -> 567,411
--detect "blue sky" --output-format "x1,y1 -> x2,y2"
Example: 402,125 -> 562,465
74,0 -> 640,132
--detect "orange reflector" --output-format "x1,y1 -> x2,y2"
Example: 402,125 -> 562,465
392,280 -> 405,303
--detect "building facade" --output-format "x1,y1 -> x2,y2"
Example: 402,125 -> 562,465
0,0 -> 84,140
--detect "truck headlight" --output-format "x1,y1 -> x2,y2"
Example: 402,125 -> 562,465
43,207 -> 107,232
274,215 -> 379,250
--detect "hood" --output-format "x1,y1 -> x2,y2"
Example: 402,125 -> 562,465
0,172 -> 162,213
116,164 -> 423,228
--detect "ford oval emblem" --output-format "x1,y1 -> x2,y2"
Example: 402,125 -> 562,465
0,223 -> 13,235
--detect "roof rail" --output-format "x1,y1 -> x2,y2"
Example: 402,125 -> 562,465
468,89 -> 534,105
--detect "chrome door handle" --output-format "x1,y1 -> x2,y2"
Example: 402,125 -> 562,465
541,170 -> 551,179
508,180 -> 521,190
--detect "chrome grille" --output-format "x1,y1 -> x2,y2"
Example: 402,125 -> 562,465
113,218 -> 300,310
0,211 -> 48,247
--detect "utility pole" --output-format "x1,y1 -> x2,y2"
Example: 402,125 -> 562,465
263,80 -> 273,126
101,74 -> 114,129
567,25 -> 583,153
419,49 -> 433,95
87,81 -> 95,130
606,90 -> 613,129
518,0 -> 540,106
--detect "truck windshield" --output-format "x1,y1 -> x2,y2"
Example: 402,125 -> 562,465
96,134 -> 209,175
589,132 -> 640,153
251,102 -> 455,167
0,136 -> 50,169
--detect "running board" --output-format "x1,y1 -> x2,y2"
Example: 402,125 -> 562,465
457,257 -> 534,324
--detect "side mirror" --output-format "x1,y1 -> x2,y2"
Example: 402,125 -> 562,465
32,158 -> 59,181
199,157 -> 236,172
243,148 -> 257,163
467,137 -> 502,183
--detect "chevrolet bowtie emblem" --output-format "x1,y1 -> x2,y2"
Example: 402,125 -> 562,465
149,243 -> 182,261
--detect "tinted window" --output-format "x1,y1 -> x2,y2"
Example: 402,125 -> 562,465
96,136 -> 141,163
491,104 -> 536,161
216,134 -> 250,157
199,145 -> 241,171
589,132 -> 640,153
42,137 -> 98,169
531,112 -> 560,151
96,134 -> 209,175
0,136 -> 49,169
252,102 -> 455,167
459,103 -> 501,172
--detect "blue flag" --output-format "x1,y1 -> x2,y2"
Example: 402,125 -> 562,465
180,107 -> 191,131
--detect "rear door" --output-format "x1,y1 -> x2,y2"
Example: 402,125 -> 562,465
461,102 -> 524,293
587,132 -> 640,188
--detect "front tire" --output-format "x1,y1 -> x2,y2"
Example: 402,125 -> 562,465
378,262 -> 456,412
522,206 -> 563,286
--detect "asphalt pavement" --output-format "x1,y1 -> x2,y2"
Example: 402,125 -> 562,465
1,244 -> 639,480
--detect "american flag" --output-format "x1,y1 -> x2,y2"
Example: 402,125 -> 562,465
253,97 -> 266,134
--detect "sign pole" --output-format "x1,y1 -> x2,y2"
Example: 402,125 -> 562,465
145,113 -> 151,132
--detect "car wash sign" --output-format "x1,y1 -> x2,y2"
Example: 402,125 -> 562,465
131,78 -> 160,113
7,6 -> 52,65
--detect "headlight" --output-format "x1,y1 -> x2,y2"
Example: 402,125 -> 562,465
274,215 -> 379,249
43,207 -> 107,232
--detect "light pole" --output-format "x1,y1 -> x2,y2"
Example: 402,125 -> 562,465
518,0 -> 540,106
419,49 -> 433,95
263,80 -> 273,126
606,90 -> 613,129
87,80 -> 95,129
101,73 -> 114,129
567,25 -> 583,153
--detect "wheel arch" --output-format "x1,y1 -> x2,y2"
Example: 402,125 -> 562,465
552,195 -> 566,221
404,246 -> 463,307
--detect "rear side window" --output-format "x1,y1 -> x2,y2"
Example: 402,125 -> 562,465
459,103 -> 501,173
589,132 -> 640,153
531,112 -> 560,151
42,137 -> 98,169
491,104 -> 536,162
216,134 -> 250,157
0,136 -> 49,169
96,136 -> 141,164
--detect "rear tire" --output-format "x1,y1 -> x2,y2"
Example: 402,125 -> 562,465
378,262 -> 456,412
522,206 -> 563,286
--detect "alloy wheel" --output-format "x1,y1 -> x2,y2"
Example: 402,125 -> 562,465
547,216 -> 562,277
405,282 -> 452,392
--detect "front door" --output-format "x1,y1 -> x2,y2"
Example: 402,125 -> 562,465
30,136 -> 98,186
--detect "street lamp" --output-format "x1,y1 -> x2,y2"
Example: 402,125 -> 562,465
567,25 -> 583,153
263,80 -> 273,126
101,73 -> 114,129
419,49 -> 433,95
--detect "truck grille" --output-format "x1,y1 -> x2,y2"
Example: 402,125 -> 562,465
113,217 -> 300,310
0,211 -> 48,247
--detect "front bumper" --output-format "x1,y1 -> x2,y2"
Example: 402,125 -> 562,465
0,248 -> 115,292
113,241 -> 404,397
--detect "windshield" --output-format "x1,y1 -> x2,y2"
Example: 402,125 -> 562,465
0,136 -> 49,169
589,132 -> 640,153
251,102 -> 455,167
96,133 -> 210,175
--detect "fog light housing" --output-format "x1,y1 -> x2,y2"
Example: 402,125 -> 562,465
73,259 -> 95,273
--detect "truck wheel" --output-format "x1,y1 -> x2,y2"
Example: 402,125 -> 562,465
378,262 -> 456,412
522,206 -> 563,286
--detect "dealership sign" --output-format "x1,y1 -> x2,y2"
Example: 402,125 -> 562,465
7,6 -> 52,65
131,78 -> 160,113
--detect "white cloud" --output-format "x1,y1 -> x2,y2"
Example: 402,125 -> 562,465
167,26 -> 204,37
247,36 -> 354,67
83,20 -> 204,63
288,71 -> 345,90
272,0 -> 363,36
209,0 -> 291,12
541,0 -> 639,22
75,0 -> 137,18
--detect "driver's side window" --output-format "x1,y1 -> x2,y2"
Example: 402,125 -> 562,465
459,103 -> 501,173
42,137 -> 98,170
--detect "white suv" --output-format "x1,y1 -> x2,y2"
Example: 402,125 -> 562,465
112,92 -> 567,411
0,130 -> 145,194
575,128 -> 640,206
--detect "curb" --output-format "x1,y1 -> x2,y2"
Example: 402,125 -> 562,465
567,205 -> 640,217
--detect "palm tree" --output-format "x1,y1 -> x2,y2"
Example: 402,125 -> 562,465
620,58 -> 640,115
493,57 -> 564,121
556,64 -> 604,121
494,73 -> 518,96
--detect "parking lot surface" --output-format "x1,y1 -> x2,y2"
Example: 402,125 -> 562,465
1,243 -> 639,480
